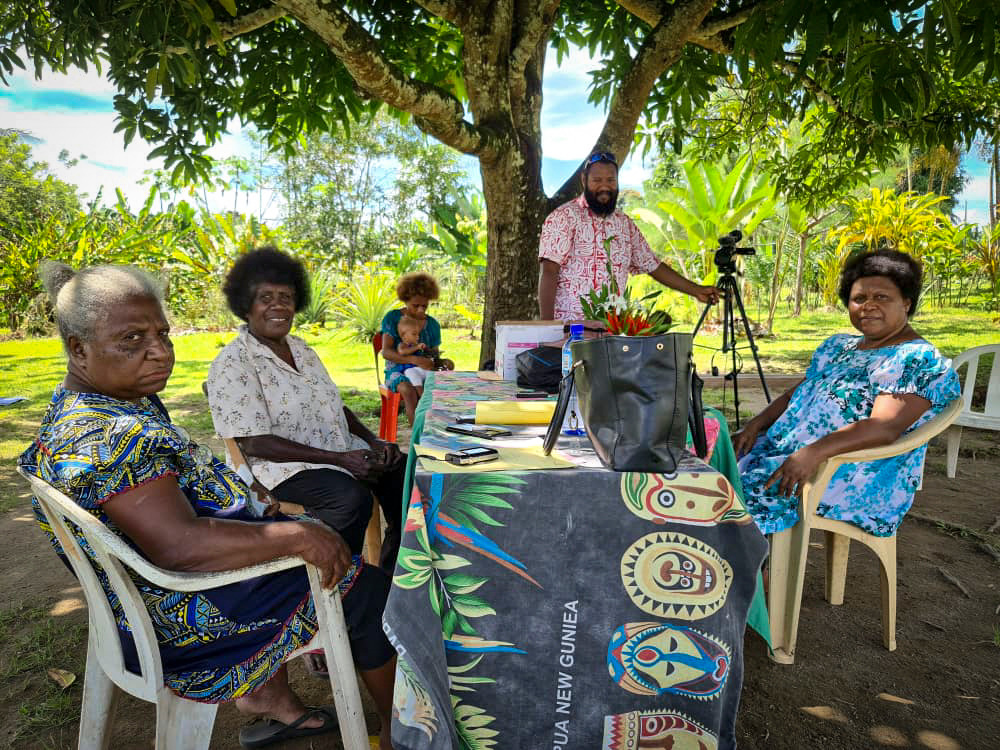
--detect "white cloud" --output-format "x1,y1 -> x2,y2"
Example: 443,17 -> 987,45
960,205 -> 990,226
3,64 -> 265,214
955,173 -> 993,226
618,157 -> 652,188
5,103 -> 159,207
10,65 -> 117,96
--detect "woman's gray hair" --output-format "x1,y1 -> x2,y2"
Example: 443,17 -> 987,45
39,261 -> 166,344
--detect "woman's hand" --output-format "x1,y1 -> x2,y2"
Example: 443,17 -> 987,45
368,439 -> 405,470
336,449 -> 384,481
296,522 -> 352,589
763,445 -> 822,499
251,479 -> 281,517
409,354 -> 435,369
732,418 -> 766,458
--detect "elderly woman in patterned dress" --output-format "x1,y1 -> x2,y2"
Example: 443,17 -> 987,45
19,262 -> 397,749
733,249 -> 961,538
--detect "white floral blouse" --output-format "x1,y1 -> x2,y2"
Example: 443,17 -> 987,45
206,326 -> 368,489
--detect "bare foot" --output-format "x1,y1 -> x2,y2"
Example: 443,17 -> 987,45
234,666 -> 324,729
303,652 -> 328,675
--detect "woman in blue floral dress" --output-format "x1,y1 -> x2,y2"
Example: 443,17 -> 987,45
733,249 -> 960,537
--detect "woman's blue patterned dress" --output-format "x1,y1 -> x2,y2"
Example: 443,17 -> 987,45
18,388 -> 323,703
739,334 -> 960,537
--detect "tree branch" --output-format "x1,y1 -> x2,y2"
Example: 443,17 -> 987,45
165,5 -> 286,53
619,0 -> 766,37
693,2 -> 765,39
274,0 -> 493,157
615,0 -> 664,27
412,0 -> 466,28
218,5 -> 287,39
551,0 -> 717,206
509,0 -> 561,88
618,0 -> 875,140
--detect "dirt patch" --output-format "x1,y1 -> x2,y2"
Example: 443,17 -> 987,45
1,422 -> 996,749
737,429 -> 1000,750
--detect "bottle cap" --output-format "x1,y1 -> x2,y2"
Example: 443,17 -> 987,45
569,323 -> 585,336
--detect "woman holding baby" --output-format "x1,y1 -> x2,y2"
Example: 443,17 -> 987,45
379,272 -> 450,425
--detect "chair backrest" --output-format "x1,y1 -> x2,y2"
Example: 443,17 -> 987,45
952,343 -> 1000,425
201,381 -> 306,515
18,468 -> 309,695
372,332 -> 385,387
203,381 -> 251,473
17,467 -> 169,702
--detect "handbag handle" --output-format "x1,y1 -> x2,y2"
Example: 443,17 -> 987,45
542,361 -> 580,456
688,357 -> 708,459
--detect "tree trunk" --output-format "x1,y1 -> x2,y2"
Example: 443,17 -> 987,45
465,8 -> 551,367
765,226 -> 785,332
793,233 -> 806,316
477,131 -> 548,366
992,141 -> 999,229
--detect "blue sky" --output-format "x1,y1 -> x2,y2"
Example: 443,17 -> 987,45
2,50 -> 992,226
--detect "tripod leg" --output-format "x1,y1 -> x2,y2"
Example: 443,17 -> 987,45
728,282 -> 772,403
692,299 -> 713,338
725,285 -> 743,428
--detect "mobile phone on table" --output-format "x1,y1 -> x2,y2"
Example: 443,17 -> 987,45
445,423 -> 512,439
516,390 -> 549,399
445,446 -> 500,465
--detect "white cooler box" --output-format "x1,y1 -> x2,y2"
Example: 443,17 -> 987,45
494,321 -> 565,381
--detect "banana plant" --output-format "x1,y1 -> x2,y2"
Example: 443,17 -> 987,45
631,153 -> 778,284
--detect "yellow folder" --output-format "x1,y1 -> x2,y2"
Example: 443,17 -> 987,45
474,400 -> 556,425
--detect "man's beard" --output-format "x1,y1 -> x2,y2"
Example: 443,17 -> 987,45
584,186 -> 618,216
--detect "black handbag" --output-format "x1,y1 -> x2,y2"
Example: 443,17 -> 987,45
543,332 -> 708,472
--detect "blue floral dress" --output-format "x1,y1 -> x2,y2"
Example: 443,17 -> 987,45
739,334 -> 960,537
18,388 -> 328,702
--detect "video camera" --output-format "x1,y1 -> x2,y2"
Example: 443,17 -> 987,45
714,230 -> 755,274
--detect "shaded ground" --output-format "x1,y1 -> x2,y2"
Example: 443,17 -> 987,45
1,395 -> 997,749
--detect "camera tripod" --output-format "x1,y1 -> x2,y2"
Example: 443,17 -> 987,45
692,256 -> 771,429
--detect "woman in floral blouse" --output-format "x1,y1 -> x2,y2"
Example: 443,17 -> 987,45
206,247 -> 404,573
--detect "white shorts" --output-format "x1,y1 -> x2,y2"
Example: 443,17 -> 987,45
404,367 -> 428,387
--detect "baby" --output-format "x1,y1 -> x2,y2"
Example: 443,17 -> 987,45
390,314 -> 431,388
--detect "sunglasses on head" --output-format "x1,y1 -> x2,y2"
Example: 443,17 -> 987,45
586,151 -> 618,167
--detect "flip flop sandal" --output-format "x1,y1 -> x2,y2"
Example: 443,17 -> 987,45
238,706 -> 338,749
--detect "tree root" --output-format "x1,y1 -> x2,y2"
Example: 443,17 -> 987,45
906,511 -> 1000,564
937,566 -> 972,597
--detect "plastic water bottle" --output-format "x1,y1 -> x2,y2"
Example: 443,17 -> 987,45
561,323 -> 586,437
236,464 -> 269,517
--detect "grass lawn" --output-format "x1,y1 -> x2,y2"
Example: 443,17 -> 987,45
1,306 -> 996,471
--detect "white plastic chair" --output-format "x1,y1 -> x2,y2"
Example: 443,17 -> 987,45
17,466 -> 370,750
767,397 -> 962,665
945,343 -> 1000,478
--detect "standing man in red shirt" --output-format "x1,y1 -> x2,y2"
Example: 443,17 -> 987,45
538,151 -> 721,320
